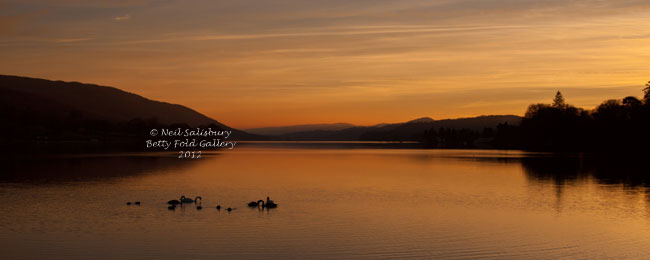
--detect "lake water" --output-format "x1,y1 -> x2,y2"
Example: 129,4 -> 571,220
1,145 -> 650,259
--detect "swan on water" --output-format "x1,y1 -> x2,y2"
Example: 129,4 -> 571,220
180,196 -> 194,203
265,197 -> 277,208
248,197 -> 278,208
169,196 -> 202,205
180,196 -> 202,203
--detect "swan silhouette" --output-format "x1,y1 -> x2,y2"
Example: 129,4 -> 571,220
180,196 -> 194,203
265,197 -> 278,208
216,205 -> 221,210
169,196 -> 202,205
248,197 -> 278,208
180,196 -> 202,203
134,201 -> 141,205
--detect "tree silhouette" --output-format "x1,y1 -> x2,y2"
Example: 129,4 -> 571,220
622,96 -> 642,107
643,81 -> 650,105
516,83 -> 650,152
520,91 -> 591,151
552,91 -> 566,108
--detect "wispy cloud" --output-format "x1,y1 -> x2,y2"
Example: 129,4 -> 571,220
110,24 -> 534,45
54,37 -> 91,43
114,14 -> 131,21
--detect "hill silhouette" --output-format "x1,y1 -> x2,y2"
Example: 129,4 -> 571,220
0,75 -> 227,127
272,115 -> 521,141
245,123 -> 355,136
0,75 -> 261,144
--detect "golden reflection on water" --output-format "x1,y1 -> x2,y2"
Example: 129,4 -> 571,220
1,148 -> 649,259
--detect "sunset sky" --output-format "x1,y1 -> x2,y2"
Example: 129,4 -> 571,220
1,0 -> 649,128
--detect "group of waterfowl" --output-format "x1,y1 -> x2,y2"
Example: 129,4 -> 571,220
154,195 -> 277,212
127,195 -> 279,211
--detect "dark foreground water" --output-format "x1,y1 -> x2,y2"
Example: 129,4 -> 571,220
1,146 -> 649,259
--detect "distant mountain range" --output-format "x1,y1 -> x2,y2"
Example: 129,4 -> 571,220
245,123 -> 355,136
1,75 -> 522,144
265,115 -> 521,141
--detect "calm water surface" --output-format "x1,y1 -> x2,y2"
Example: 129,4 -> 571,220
1,146 -> 650,259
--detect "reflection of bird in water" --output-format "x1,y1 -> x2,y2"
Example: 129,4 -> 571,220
197,205 -> 203,210
168,205 -> 176,210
